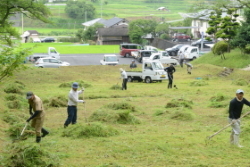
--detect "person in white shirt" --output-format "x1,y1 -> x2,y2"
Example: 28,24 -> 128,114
179,51 -> 185,68
64,82 -> 84,128
120,68 -> 128,90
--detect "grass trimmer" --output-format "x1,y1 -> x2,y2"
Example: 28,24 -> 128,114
82,87 -> 87,123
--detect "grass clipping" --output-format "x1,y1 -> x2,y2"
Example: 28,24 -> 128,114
1,142 -> 60,167
89,102 -> 141,124
62,122 -> 119,138
165,98 -> 195,121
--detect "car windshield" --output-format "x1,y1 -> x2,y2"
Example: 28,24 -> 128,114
152,62 -> 164,70
162,52 -> 169,57
105,56 -> 117,62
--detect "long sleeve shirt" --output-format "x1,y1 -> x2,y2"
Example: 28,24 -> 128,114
68,89 -> 84,106
229,97 -> 250,119
121,70 -> 127,79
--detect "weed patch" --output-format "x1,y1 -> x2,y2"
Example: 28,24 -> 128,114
3,110 -> 27,124
1,142 -> 60,167
89,109 -> 141,124
62,122 -> 119,138
208,101 -> 228,108
7,122 -> 34,138
165,98 -> 193,109
232,78 -> 248,86
189,80 -> 208,86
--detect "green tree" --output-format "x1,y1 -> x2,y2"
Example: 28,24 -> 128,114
231,8 -> 250,54
128,19 -> 157,44
76,23 -> 104,42
0,0 -> 51,82
155,23 -> 169,37
65,0 -> 96,20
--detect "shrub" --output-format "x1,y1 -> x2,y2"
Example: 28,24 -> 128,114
1,142 -> 60,167
212,41 -> 228,59
89,109 -> 141,124
232,78 -> 248,86
165,98 -> 193,109
62,122 -> 119,138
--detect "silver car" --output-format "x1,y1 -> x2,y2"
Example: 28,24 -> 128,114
34,57 -> 70,68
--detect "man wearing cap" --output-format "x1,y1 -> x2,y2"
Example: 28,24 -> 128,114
130,60 -> 137,69
228,89 -> 250,147
26,92 -> 49,143
120,68 -> 128,90
64,82 -> 84,128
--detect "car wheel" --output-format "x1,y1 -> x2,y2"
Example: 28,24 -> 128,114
39,66 -> 43,68
145,77 -> 152,83
171,51 -> 176,56
125,53 -> 130,57
127,76 -> 133,82
193,57 -> 197,60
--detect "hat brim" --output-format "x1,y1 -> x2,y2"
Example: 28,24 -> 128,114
26,96 -> 32,99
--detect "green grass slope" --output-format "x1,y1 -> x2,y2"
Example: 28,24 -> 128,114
1,51 -> 250,166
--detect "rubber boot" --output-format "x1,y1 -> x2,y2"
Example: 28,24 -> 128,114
230,131 -> 234,144
36,136 -> 41,143
41,128 -> 49,138
233,134 -> 243,147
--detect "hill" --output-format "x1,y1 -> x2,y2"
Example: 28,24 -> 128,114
1,56 -> 250,166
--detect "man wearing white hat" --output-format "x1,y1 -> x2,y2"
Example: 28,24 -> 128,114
64,82 -> 85,128
228,89 -> 250,147
119,68 -> 128,90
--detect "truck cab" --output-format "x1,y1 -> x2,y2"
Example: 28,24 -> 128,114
184,47 -> 200,60
144,51 -> 179,65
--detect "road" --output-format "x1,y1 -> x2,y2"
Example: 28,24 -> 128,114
60,54 -> 135,66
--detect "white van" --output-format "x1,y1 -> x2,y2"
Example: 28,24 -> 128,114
184,47 -> 200,60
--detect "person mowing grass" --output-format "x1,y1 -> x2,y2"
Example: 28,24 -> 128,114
26,91 -> 49,143
64,82 -> 85,128
184,60 -> 193,74
164,64 -> 176,89
228,89 -> 250,147
120,68 -> 128,90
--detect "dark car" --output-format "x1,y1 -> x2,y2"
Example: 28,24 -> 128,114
41,37 -> 55,43
191,39 -> 214,48
165,44 -> 185,56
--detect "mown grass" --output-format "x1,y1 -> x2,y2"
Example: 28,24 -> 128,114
1,49 -> 250,166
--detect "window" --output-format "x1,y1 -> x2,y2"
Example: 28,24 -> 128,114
49,59 -> 59,63
43,59 -> 49,63
152,62 -> 164,70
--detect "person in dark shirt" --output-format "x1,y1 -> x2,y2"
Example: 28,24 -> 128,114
228,89 -> 250,147
130,60 -> 137,69
164,64 -> 176,89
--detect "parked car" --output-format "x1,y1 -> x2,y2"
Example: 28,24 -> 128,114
34,57 -> 70,68
191,39 -> 214,48
41,37 -> 55,43
119,43 -> 143,57
172,33 -> 191,42
165,44 -> 185,56
100,54 -> 119,65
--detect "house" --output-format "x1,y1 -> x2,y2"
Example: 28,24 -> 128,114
180,9 -> 244,39
82,17 -> 128,29
20,30 -> 39,43
96,25 -> 129,45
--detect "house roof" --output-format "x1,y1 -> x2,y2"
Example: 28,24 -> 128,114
180,9 -> 228,20
27,30 -> 39,35
82,17 -> 127,28
98,27 -> 128,36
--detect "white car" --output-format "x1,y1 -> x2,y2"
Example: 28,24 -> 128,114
177,45 -> 191,56
32,37 -> 41,43
35,57 -> 70,68
100,54 -> 119,65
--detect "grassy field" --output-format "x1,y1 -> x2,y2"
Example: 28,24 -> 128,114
21,43 -> 120,54
1,48 -> 250,166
